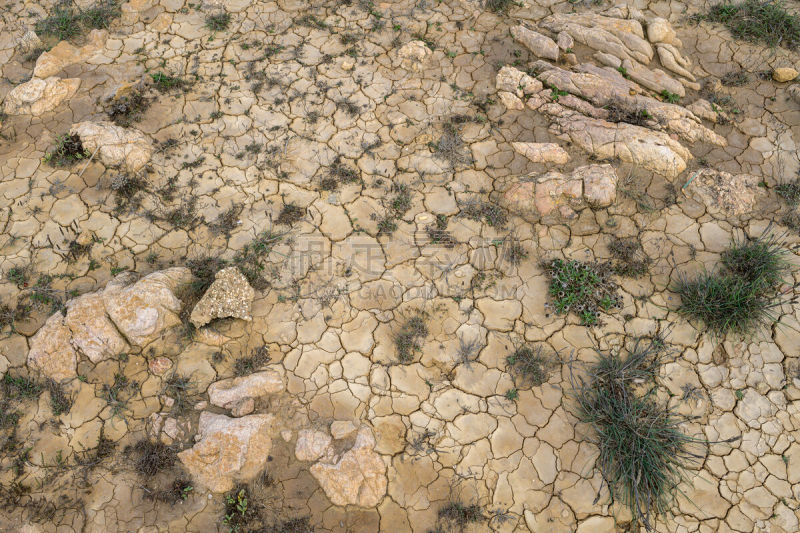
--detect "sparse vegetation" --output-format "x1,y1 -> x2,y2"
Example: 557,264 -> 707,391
721,70 -> 750,86
150,72 -> 187,93
674,230 -> 795,336
429,501 -> 485,533
394,312 -> 429,363
43,134 -> 90,167
276,203 -> 305,226
543,259 -> 622,325
572,337 -> 734,531
776,177 -> 800,205
206,12 -> 232,32
130,440 -> 177,477
607,236 -> 652,278
108,89 -> 150,127
460,200 -> 508,228
699,0 -> 800,49
46,379 -> 72,416
506,345 -> 554,386
659,89 -> 681,104
426,215 -> 456,248
164,375 -> 193,415
35,0 -> 119,41
233,345 -> 271,376
431,120 -> 473,169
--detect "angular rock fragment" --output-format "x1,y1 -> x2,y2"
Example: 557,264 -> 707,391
103,267 -> 192,347
511,25 -> 559,61
26,313 -> 78,381
621,58 -> 685,97
396,40 -> 431,71
546,107 -> 690,178
686,169 -> 763,216
207,369 -> 284,410
511,142 -> 570,165
178,412 -> 275,493
295,429 -> 333,462
309,427 -> 387,507
64,292 -> 128,364
3,77 -> 80,116
70,121 -> 154,173
33,29 -> 108,78
574,164 -> 617,207
189,267 -> 254,328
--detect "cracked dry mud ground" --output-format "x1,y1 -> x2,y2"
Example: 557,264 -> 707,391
1,0 -> 800,531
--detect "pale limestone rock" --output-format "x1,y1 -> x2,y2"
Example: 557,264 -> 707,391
575,163 -> 617,207
687,169 -> 762,217
656,43 -> 695,82
647,17 -> 677,45
103,268 -> 191,347
70,121 -> 153,173
511,142 -> 570,165
621,58 -> 685,98
310,427 -> 387,507
26,313 -> 77,381
396,40 -> 431,71
546,107 -> 691,178
497,91 -> 524,111
496,65 -> 542,97
33,29 -> 107,78
207,369 -> 284,409
189,267 -> 254,328
64,292 -> 128,364
295,429 -> 333,461
3,77 -> 80,116
556,31 -> 573,51
540,13 -> 652,64
331,420 -> 358,439
773,67 -> 799,82
687,99 -> 718,123
510,25 -> 559,61
178,412 -> 274,493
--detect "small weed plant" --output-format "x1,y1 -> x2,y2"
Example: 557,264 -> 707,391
43,134 -> 90,167
395,312 -> 429,363
544,259 -> 621,325
506,345 -> 554,386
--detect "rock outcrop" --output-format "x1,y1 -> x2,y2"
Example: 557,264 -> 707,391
190,267 -> 255,328
207,369 -> 284,413
511,25 -> 559,61
33,29 -> 108,78
511,142 -> 570,165
26,313 -> 79,381
686,169 -> 763,217
70,121 -> 154,173
178,412 -> 275,493
3,77 -> 81,116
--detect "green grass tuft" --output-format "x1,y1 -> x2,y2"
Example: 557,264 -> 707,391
506,345 -> 554,386
675,229 -> 795,337
43,134 -> 91,167
35,1 -> 119,42
700,0 -> 800,49
205,12 -> 231,31
572,338 -> 726,531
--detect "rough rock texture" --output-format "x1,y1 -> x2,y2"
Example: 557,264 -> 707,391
647,17 -> 679,45
511,142 -> 570,164
103,268 -> 191,346
687,169 -> 763,216
573,164 -> 617,207
540,13 -> 653,64
69,121 -> 153,173
26,313 -> 78,381
189,267 -> 255,328
207,369 -> 284,410
64,292 -> 128,364
511,25 -> 559,61
309,427 -> 387,507
396,40 -> 431,71
546,106 -> 691,178
3,77 -> 81,116
178,412 -> 275,493
295,429 -> 334,462
33,29 -> 107,78
773,68 -> 799,83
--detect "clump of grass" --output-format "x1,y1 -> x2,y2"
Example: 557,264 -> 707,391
776,177 -> 800,205
150,72 -> 187,93
433,501 -> 485,532
721,70 -> 750,86
572,337 -> 733,531
111,173 -> 149,213
107,89 -> 150,127
102,372 -> 133,417
210,205 -> 242,237
129,440 -> 177,477
276,203 -> 305,226
46,379 -> 72,416
426,215 -> 456,248
205,12 -> 231,31
431,121 -> 473,169
394,313 -> 429,363
506,345 -> 554,386
674,230 -> 795,336
323,157 -> 361,190
543,259 -> 621,326
232,230 -> 283,290
164,375 -> 193,415
233,345 -> 271,376
35,1 -> 119,41
605,105 -> 652,126
607,236 -> 652,278
43,134 -> 90,167
460,200 -> 508,228
699,0 -> 800,49
389,184 -> 412,216
377,216 -> 398,236
659,90 -> 681,104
